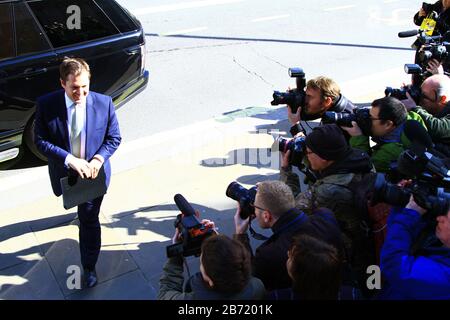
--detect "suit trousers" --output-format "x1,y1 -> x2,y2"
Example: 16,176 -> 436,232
78,196 -> 104,270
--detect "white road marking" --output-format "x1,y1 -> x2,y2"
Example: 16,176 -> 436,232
324,5 -> 356,12
251,14 -> 290,23
369,8 -> 415,26
131,0 -> 246,16
161,27 -> 208,36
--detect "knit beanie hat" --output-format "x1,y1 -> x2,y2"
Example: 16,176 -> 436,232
305,124 -> 349,160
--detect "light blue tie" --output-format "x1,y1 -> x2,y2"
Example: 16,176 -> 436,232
70,103 -> 82,158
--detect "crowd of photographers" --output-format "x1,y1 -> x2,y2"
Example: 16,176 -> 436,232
158,1 -> 450,300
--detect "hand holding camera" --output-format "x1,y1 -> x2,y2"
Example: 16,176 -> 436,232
340,121 -> 363,137
400,91 -> 418,111
234,202 -> 251,234
287,104 -> 302,125
426,58 -> 444,74
406,195 -> 428,215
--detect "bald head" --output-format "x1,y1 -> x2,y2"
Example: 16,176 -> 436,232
421,74 -> 450,115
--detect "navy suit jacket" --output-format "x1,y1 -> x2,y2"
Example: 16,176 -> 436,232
35,90 -> 121,196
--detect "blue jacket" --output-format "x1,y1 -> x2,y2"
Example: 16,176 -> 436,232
379,207 -> 450,300
35,90 -> 121,196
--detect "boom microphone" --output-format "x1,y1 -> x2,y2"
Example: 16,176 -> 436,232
398,29 -> 419,38
174,194 -> 196,217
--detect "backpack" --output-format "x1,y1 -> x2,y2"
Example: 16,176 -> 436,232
346,172 -> 392,265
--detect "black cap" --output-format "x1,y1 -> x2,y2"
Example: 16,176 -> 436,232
305,124 -> 349,160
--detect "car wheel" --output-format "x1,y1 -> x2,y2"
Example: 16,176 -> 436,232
24,116 -> 47,162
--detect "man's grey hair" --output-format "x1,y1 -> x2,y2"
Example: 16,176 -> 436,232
256,181 -> 295,218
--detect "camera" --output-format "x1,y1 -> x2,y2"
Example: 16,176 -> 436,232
371,173 -> 450,217
385,85 -> 422,105
271,67 -> 306,114
418,42 -> 449,65
371,128 -> 450,217
422,2 -> 436,15
321,107 -> 373,136
398,27 -> 450,85
226,182 -> 257,219
272,135 -> 307,169
166,194 -> 216,258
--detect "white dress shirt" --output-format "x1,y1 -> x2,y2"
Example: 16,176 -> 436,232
64,93 -> 87,166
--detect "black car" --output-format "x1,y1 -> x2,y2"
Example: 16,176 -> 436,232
0,0 -> 149,163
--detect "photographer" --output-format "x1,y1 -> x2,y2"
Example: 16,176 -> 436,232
287,76 -> 355,125
414,1 -> 450,37
267,234 -> 343,300
266,211 -> 362,300
378,196 -> 450,299
158,228 -> 266,300
401,74 -> 450,153
342,97 -> 426,173
280,124 -> 375,288
233,180 -> 310,291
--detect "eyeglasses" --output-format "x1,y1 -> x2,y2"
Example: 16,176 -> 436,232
250,203 -> 266,212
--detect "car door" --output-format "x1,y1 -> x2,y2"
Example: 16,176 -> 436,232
27,0 -> 144,98
0,1 -> 59,144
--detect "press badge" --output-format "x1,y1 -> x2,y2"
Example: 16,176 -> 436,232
420,14 -> 437,36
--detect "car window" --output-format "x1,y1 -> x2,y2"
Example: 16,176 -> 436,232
95,0 -> 139,33
27,0 -> 120,48
13,2 -> 52,57
0,3 -> 15,60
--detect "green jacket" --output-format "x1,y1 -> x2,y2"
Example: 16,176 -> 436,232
349,112 -> 426,173
414,106 -> 450,143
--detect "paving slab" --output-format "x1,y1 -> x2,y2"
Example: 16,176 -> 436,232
66,270 -> 156,300
0,257 -> 64,300
32,223 -> 138,298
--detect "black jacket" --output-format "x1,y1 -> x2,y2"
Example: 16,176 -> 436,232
414,1 -> 450,37
234,208 -> 308,291
317,148 -> 374,179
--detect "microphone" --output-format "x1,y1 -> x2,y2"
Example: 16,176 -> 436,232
398,29 -> 419,38
404,120 -> 434,149
174,194 -> 196,217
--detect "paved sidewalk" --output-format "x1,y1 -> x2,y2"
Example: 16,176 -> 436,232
0,77 -> 399,299
0,104 -> 294,299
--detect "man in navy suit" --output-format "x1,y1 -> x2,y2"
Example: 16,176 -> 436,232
35,57 -> 121,288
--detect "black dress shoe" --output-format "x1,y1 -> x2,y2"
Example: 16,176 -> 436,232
84,268 -> 98,288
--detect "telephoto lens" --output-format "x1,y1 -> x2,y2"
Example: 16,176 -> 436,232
226,182 -> 257,219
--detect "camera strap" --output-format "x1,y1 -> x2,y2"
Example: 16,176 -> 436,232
249,220 -> 269,241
